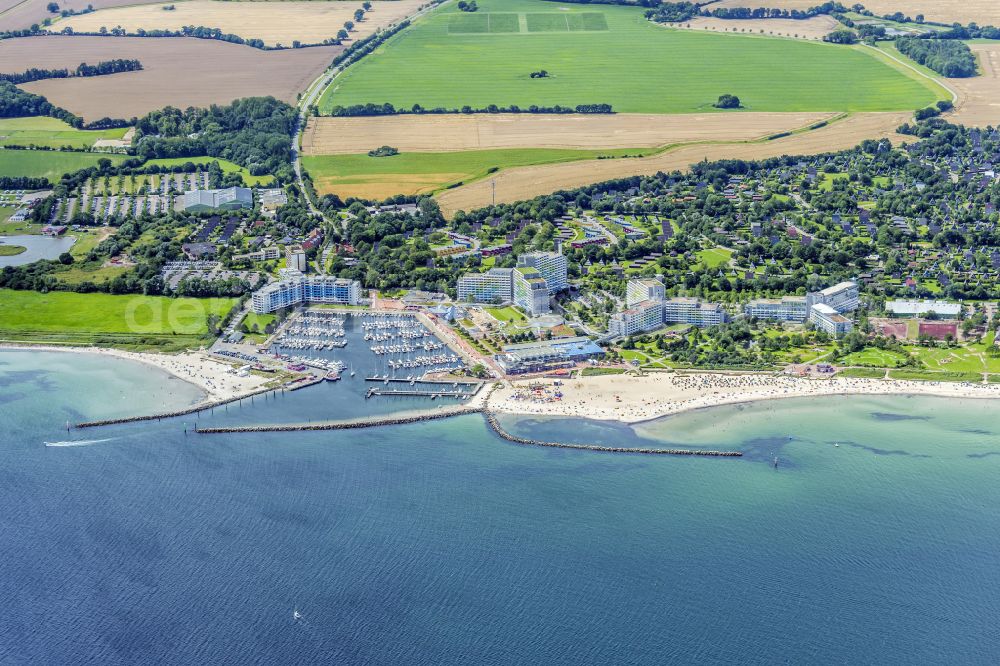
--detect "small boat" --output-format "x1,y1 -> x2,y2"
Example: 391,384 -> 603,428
773,456 -> 779,469
293,609 -> 303,621
325,371 -> 341,382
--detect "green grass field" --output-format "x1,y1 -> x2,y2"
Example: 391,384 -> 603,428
840,348 -> 908,367
142,157 -> 274,186
302,147 -> 642,197
485,305 -> 527,324
0,117 -> 127,150
320,0 -> 945,114
0,289 -> 236,349
0,150 -> 126,183
696,247 -> 733,268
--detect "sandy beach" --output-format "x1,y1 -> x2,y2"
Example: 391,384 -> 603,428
0,344 -> 272,403
486,372 -> 1000,423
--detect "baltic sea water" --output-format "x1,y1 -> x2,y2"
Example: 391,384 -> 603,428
2,350 -> 999,664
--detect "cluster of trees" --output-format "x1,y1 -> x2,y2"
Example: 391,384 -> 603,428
704,2 -> 846,20
0,59 -> 142,84
0,176 -> 50,189
895,37 -> 977,78
133,97 -> 297,182
823,29 -> 858,44
645,2 -> 699,23
367,145 -> 399,157
529,70 -> 550,78
457,0 -> 478,11
328,102 -> 613,116
713,94 -> 741,109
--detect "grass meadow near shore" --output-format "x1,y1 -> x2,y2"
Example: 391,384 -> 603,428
0,117 -> 128,150
0,150 -> 126,183
320,0 -> 945,114
0,290 -> 237,350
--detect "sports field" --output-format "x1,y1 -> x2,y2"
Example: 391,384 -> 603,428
143,156 -> 274,186
0,150 -> 126,182
320,0 -> 944,114
0,289 -> 237,348
0,117 -> 128,149
302,148 -> 641,198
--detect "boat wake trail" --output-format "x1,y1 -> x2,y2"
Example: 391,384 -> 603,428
44,438 -> 115,448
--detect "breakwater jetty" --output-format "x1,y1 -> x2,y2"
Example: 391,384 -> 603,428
193,406 -> 483,433
75,385 -> 281,429
482,410 -> 743,457
192,404 -> 742,457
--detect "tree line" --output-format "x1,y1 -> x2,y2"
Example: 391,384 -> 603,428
0,59 -> 142,85
895,37 -> 977,78
327,102 -> 613,116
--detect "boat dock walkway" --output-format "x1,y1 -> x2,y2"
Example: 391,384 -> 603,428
366,388 -> 473,399
364,376 -> 482,386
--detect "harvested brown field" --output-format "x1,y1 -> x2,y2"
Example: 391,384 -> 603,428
949,44 -> 1000,126
859,1 -> 1000,27
436,112 -> 911,216
57,0 -> 424,47
710,0 -> 999,26
302,112 -> 836,155
2,36 -> 341,120
0,0 -> 159,32
673,16 -> 840,40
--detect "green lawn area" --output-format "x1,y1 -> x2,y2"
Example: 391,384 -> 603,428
696,247 -> 733,268
0,150 -> 126,183
838,367 -> 887,379
302,147 -> 641,196
889,369 -> 984,383
485,305 -> 527,324
320,0 -> 944,114
817,171 -> 849,191
242,312 -> 276,333
0,243 -> 26,256
0,117 -> 127,149
0,289 -> 236,349
840,347 -> 908,368
910,345 -> 1000,374
142,156 -> 274,186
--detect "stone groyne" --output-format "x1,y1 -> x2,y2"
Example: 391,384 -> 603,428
75,385 -> 281,429
482,411 -> 743,457
193,406 -> 483,433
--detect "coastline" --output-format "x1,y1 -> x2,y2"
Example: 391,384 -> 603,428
485,372 -> 1000,424
0,343 -> 272,404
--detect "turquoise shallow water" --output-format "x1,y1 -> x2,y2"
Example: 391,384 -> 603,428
2,350 -> 1000,664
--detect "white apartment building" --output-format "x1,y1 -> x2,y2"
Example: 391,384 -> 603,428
626,278 -> 666,308
286,245 -> 307,273
663,297 -> 728,327
609,300 -> 664,338
251,271 -> 361,313
744,296 -> 809,322
517,251 -> 568,293
809,303 -> 853,337
806,280 -> 859,314
457,268 -> 514,305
